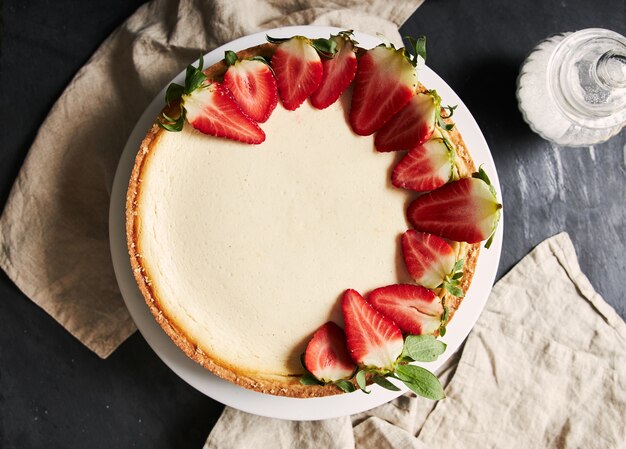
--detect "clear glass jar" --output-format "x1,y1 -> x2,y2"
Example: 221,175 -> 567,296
517,28 -> 626,147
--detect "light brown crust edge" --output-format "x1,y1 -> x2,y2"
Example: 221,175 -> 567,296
126,44 -> 481,398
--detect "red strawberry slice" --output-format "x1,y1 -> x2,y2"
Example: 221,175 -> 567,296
222,51 -> 278,123
159,56 -> 265,144
349,43 -> 418,136
342,289 -> 404,371
183,82 -> 265,144
402,230 -> 458,290
368,284 -> 444,336
407,169 -> 502,245
303,322 -> 356,382
374,91 -> 438,152
310,32 -> 358,109
270,36 -> 324,111
391,135 -> 455,192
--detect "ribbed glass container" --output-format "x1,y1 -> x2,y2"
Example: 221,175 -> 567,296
517,28 -> 626,147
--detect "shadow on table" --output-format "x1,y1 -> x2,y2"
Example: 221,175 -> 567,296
452,55 -> 543,158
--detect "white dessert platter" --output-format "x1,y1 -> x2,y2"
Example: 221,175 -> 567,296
109,25 -> 503,421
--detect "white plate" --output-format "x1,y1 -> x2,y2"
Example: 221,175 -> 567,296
109,25 -> 503,421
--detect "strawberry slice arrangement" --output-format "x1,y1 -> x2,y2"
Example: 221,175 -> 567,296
349,37 -> 426,136
302,289 -> 446,399
159,55 -> 265,144
154,31 -> 503,399
267,34 -> 337,110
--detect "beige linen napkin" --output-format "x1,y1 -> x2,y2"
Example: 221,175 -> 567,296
204,233 -> 626,449
0,0 -> 424,358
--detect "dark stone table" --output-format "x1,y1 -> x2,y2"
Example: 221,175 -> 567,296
1,0 -> 624,447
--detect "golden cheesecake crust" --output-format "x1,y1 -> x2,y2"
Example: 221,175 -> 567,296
126,43 -> 480,398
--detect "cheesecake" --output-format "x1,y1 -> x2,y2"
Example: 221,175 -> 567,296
126,41 -> 482,397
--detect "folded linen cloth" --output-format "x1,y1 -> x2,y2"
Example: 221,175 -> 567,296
0,0 -> 424,358
204,233 -> 626,449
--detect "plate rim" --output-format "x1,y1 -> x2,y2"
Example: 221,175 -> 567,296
109,25 -> 503,420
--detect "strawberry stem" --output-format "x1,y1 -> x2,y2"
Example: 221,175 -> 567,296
439,302 -> 450,336
333,379 -> 356,393
337,29 -> 358,46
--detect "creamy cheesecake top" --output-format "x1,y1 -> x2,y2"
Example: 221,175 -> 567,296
136,96 -> 412,378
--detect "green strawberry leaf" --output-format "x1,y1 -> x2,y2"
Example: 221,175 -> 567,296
405,35 -> 427,67
311,37 -> 338,58
186,70 -> 207,94
183,54 -> 207,94
334,379 -> 356,393
300,373 -> 324,386
266,34 -> 290,44
165,83 -> 184,105
485,232 -> 496,249
394,364 -> 445,400
444,283 -> 465,298
442,258 -> 464,297
371,375 -> 401,391
249,55 -> 270,65
446,278 -> 460,287
224,50 -> 239,66
472,166 -> 492,186
402,335 -> 447,362
356,369 -> 370,394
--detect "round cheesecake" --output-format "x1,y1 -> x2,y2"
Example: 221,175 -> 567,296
126,43 -> 480,397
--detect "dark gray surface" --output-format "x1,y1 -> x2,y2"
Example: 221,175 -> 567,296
1,0 -> 625,447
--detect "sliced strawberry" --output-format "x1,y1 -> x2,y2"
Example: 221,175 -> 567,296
349,40 -> 423,136
269,36 -> 325,110
374,91 -> 438,151
407,169 -> 502,246
402,230 -> 460,290
368,284 -> 444,336
222,51 -> 278,123
310,32 -> 358,109
183,82 -> 265,144
391,135 -> 455,192
303,322 -> 356,383
159,56 -> 264,144
342,289 -> 404,372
